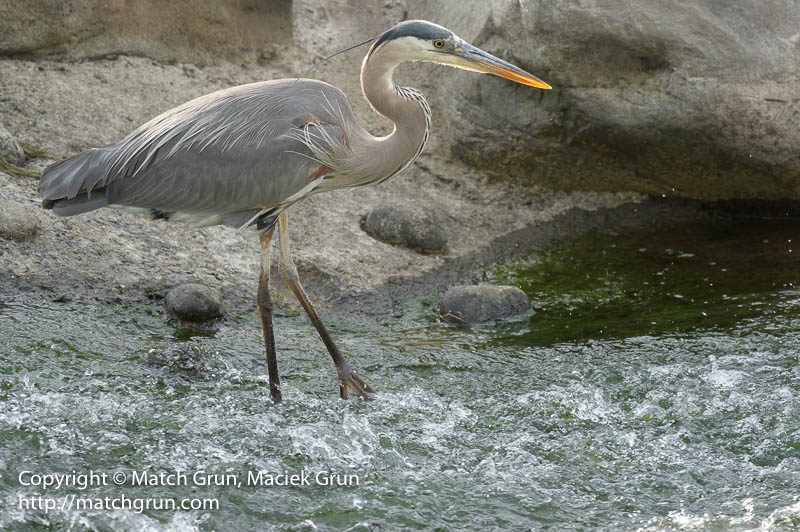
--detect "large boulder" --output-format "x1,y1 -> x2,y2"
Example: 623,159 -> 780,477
410,0 -> 800,201
0,0 -> 291,64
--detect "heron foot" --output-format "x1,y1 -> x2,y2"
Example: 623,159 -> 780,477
270,385 -> 282,404
338,365 -> 375,400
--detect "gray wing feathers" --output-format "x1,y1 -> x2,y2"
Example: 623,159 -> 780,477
38,79 -> 354,220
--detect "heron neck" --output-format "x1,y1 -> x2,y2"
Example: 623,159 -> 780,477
359,52 -> 431,182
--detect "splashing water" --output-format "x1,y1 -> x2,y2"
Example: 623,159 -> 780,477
1,218 -> 799,530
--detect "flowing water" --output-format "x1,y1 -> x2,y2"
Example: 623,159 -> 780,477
1,218 -> 799,530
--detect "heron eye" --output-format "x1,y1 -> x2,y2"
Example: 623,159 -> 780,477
433,40 -> 445,48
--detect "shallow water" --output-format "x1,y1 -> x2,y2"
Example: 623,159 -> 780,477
1,219 -> 799,530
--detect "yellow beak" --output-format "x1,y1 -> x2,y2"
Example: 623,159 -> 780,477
447,43 -> 552,90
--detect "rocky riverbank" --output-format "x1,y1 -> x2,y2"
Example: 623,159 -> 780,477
3,0 -> 773,324
0,52 -> 721,323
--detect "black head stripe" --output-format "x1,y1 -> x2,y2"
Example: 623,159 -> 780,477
370,20 -> 450,55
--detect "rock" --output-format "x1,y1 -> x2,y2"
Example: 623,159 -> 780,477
440,285 -> 531,324
0,0 -> 291,64
164,283 -> 224,324
0,124 -> 25,166
361,203 -> 447,254
147,344 -> 216,376
413,0 -> 800,201
0,199 -> 42,242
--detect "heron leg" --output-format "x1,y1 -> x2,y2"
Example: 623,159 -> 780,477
276,212 -> 374,400
257,227 -> 281,403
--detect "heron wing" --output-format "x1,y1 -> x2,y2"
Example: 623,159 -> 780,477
39,79 -> 354,219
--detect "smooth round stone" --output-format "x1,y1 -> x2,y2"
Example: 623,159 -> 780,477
361,203 -> 447,255
164,283 -> 224,324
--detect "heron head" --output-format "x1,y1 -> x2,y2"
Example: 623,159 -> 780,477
368,20 -> 551,90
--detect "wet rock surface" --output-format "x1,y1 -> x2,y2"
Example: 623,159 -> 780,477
361,203 -> 447,254
164,283 -> 224,324
440,285 -> 531,324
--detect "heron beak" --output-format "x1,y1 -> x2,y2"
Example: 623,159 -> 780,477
447,43 -> 552,90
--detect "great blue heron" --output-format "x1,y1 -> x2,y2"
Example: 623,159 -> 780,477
38,20 -> 551,402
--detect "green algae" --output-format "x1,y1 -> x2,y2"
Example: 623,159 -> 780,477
490,218 -> 800,346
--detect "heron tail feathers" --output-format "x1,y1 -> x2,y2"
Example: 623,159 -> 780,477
45,195 -> 109,216
38,147 -> 113,216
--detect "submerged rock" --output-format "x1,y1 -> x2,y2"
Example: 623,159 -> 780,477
164,283 -> 224,325
147,343 -> 216,376
361,203 -> 447,254
0,199 -> 42,242
440,285 -> 531,324
0,124 -> 25,166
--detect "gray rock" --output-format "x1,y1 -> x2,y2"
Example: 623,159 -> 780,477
0,199 -> 42,242
0,124 -> 25,166
413,0 -> 800,201
440,285 -> 531,324
362,203 -> 447,254
164,283 -> 224,324
0,0 -> 291,65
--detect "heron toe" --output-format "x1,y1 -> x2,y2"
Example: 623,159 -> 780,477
338,367 -> 375,400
